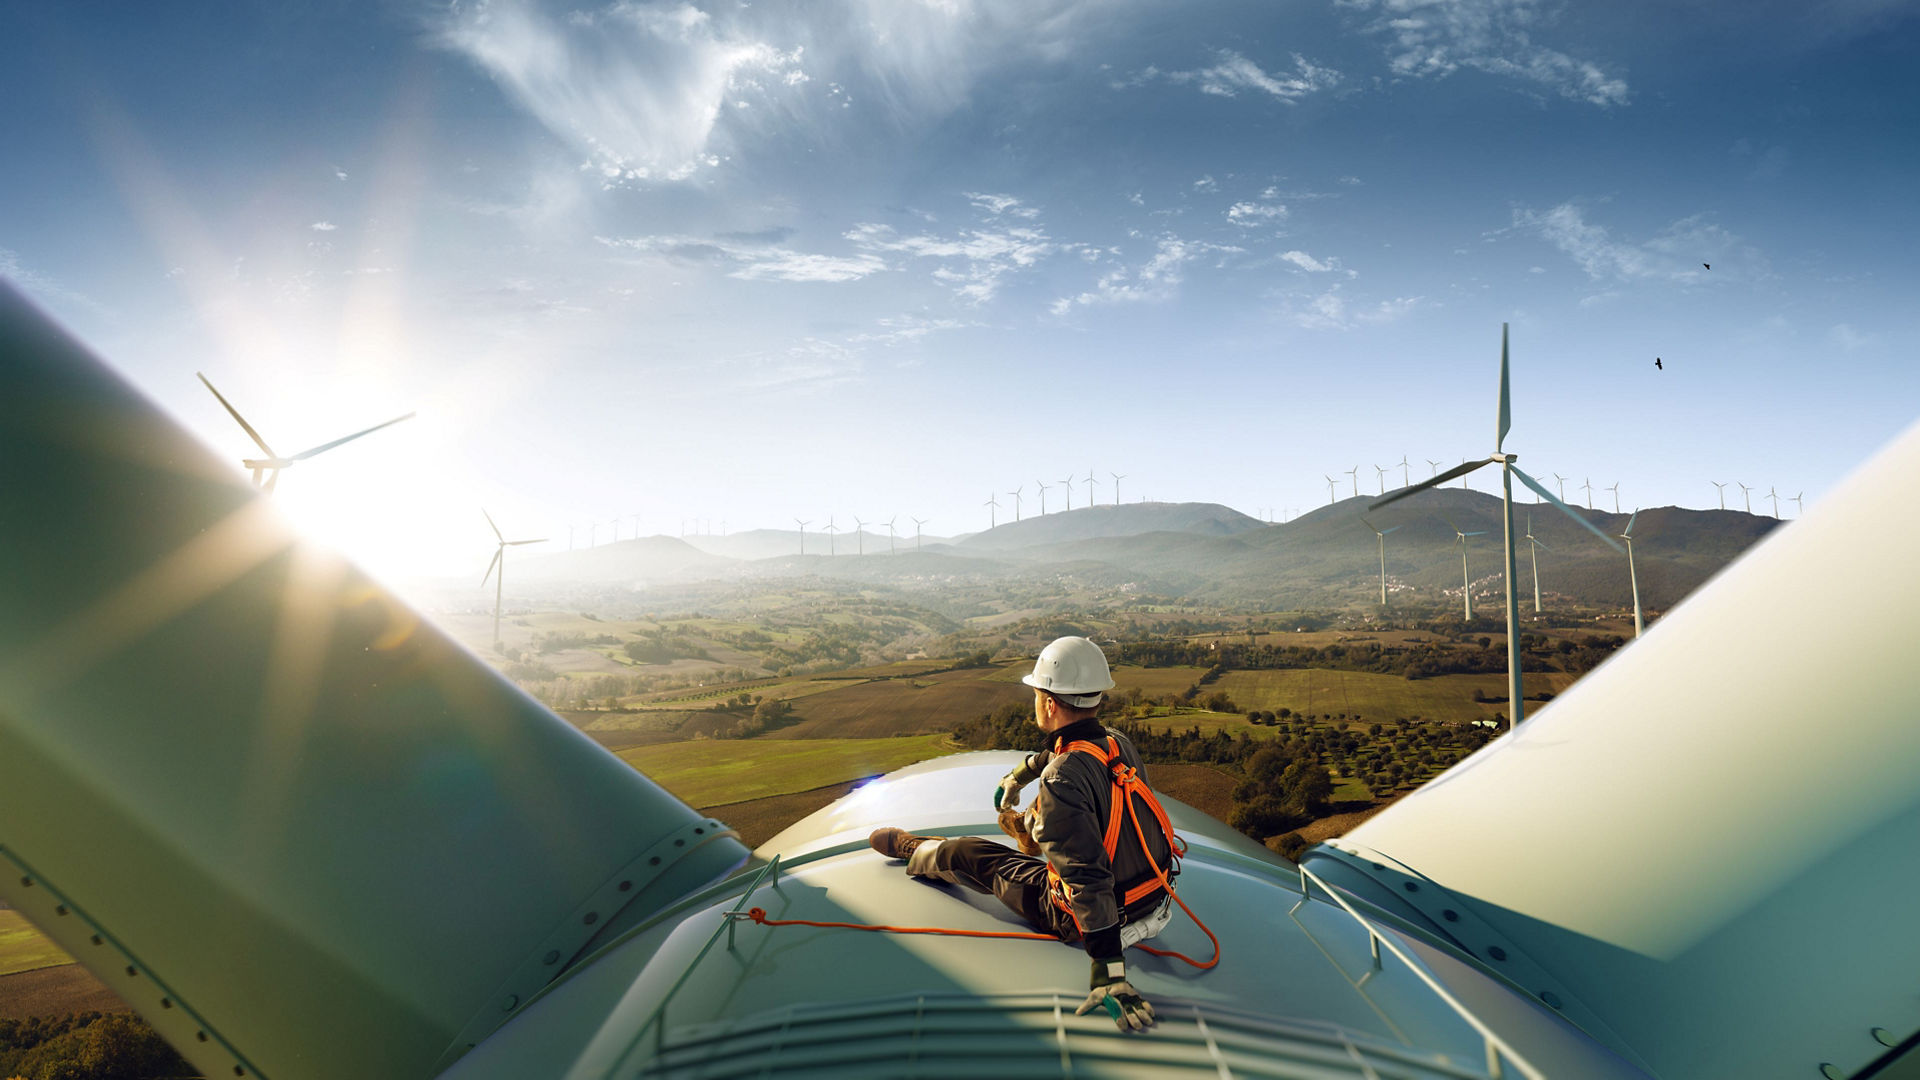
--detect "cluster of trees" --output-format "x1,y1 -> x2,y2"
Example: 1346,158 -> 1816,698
0,1012 -> 187,1080
623,627 -> 713,665
714,696 -> 795,739
1117,632 -> 1625,681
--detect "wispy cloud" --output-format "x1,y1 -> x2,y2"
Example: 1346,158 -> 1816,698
1340,0 -> 1628,107
596,232 -> 887,283
1124,50 -> 1341,103
1509,203 -> 1755,283
844,220 -> 1053,304
1283,286 -> 1423,330
1050,237 -> 1242,314
965,192 -> 1040,220
1227,200 -> 1288,227
849,313 -> 969,349
311,221 -> 338,232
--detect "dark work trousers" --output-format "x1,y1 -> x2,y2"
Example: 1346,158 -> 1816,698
908,836 -> 1082,943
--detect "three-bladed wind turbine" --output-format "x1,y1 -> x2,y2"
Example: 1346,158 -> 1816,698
1524,513 -> 1549,614
1445,517 -> 1488,620
1399,455 -> 1411,488
1427,459 -> 1442,478
1035,481 -> 1049,515
1325,475 -> 1339,505
1766,487 -> 1780,518
196,372 -> 414,494
1621,510 -> 1644,638
823,516 -> 839,555
1085,469 -> 1101,505
1553,473 -> 1568,502
1737,482 -> 1752,513
1374,465 -> 1389,495
1711,481 -> 1728,510
1791,492 -> 1804,516
1360,517 -> 1401,607
1370,324 -> 1623,728
794,519 -> 810,556
852,516 -> 868,555
984,494 -> 1000,530
911,517 -> 928,551
883,516 -> 898,554
1581,478 -> 1594,509
480,510 -> 546,646
1110,472 -> 1125,505
1607,482 -> 1621,514
1007,486 -> 1023,522
1059,476 -> 1074,510
1345,466 -> 1360,499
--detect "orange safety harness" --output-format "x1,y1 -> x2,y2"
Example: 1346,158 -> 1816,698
749,737 -> 1219,971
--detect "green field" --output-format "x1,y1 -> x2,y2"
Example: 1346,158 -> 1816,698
616,733 -> 961,806
1,909 -> 72,976
774,668 -> 1031,739
1210,669 -> 1568,725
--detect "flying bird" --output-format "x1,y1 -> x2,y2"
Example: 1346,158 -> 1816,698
1703,263 -> 1711,270
1655,357 -> 1663,370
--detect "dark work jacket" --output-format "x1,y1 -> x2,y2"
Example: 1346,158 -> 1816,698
1010,719 -> 1175,942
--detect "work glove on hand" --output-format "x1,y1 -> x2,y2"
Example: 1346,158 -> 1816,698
992,771 -> 1026,811
1075,957 -> 1156,1032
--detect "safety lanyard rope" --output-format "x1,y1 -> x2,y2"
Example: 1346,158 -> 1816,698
748,738 -> 1220,971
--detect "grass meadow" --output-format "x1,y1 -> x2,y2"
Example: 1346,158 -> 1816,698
1210,669 -> 1571,725
0,910 -> 72,977
615,733 -> 960,806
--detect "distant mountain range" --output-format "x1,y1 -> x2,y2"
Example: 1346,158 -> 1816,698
500,496 -> 1783,612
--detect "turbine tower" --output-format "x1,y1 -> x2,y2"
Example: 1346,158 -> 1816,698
1399,455 -> 1411,488
883,516 -> 898,554
1374,464 -> 1388,495
1427,458 -> 1442,478
1791,492 -> 1804,516
983,494 -> 1000,530
196,372 -> 414,494
1035,480 -> 1049,515
1325,475 -> 1338,505
1007,486 -> 1023,522
1553,473 -> 1568,502
911,517 -> 928,551
793,518 -> 809,556
1446,516 -> 1488,620
1371,324 -> 1622,729
1360,517 -> 1400,607
852,516 -> 868,555
1084,469 -> 1100,505
480,510 -> 546,646
1110,472 -> 1125,505
1524,513 -> 1549,614
1607,482 -> 1621,514
1767,487 -> 1781,517
1738,481 -> 1752,513
1581,478 -> 1594,509
1460,458 -> 1472,491
1059,475 -> 1074,510
1345,465 -> 1360,499
1711,481 -> 1728,510
823,516 -> 839,556
1620,510 -> 1645,638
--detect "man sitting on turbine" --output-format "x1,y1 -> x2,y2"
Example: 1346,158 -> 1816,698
869,636 -> 1177,1032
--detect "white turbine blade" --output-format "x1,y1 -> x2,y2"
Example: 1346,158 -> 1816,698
1623,510 -> 1639,537
481,548 -> 501,587
1511,464 -> 1624,553
1533,538 -> 1552,552
196,372 -> 278,458
1371,457 -> 1494,510
1359,515 -> 1384,537
1496,323 -> 1512,453
1383,525 -> 1401,535
290,411 -> 415,461
507,538 -> 546,546
482,509 -> 504,542
1464,530 -> 1488,537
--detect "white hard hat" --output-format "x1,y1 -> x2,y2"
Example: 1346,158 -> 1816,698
1022,636 -> 1115,708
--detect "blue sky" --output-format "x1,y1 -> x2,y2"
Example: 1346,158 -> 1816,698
4,0 -> 1917,581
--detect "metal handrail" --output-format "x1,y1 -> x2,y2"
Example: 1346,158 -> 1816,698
635,853 -> 784,1053
1290,862 -> 1546,1080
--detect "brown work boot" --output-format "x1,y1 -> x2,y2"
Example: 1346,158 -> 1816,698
869,827 -> 938,861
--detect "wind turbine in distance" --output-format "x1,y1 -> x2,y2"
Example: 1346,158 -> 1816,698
1607,483 -> 1621,514
823,516 -> 839,556
1085,469 -> 1101,505
1399,456 -> 1411,488
1553,473 -> 1568,502
1460,459 -> 1473,491
196,372 -> 414,494
1007,486 -> 1023,522
1621,510 -> 1644,638
852,516 -> 868,555
1767,487 -> 1780,518
1345,465 -> 1360,499
1581,478 -> 1594,510
883,516 -> 897,554
1059,475 -> 1074,511
912,517 -> 928,551
1035,481 -> 1049,515
1712,481 -> 1728,510
1110,472 -> 1125,505
984,494 -> 1000,530
1374,464 -> 1388,495
794,519 -> 809,556
1737,481 -> 1753,513
1360,517 -> 1401,607
1325,475 -> 1338,506
1791,492 -> 1804,516
1524,513 -> 1549,614
1427,459 -> 1442,478
1446,516 -> 1488,620
480,510 -> 546,646
1369,324 -> 1623,729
